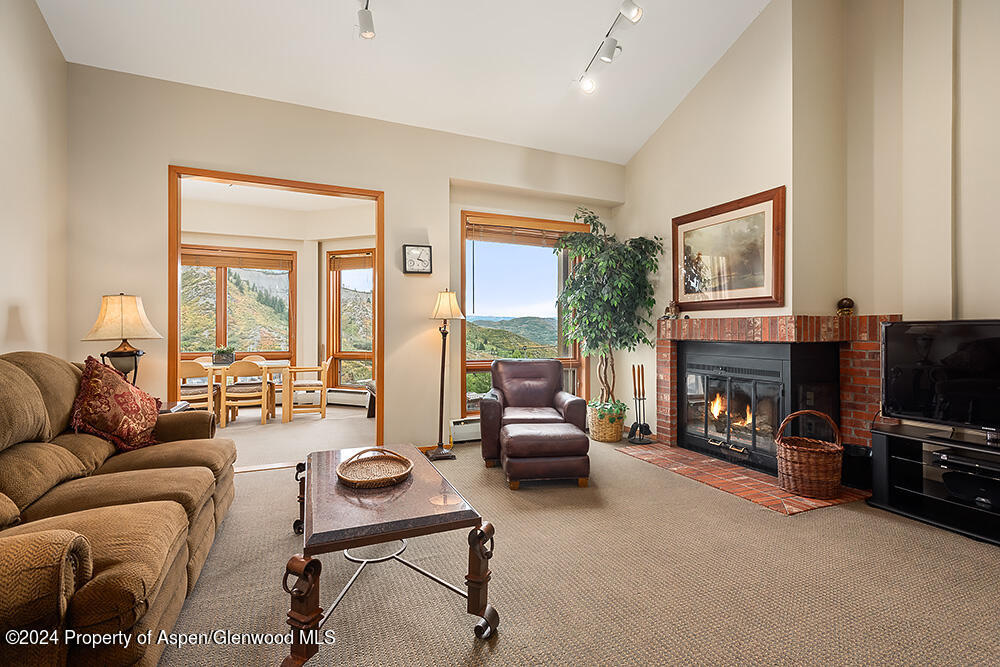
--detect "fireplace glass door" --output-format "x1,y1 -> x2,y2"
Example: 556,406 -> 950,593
684,371 -> 783,458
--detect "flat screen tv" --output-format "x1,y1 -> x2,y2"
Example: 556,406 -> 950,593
882,320 -> 1000,438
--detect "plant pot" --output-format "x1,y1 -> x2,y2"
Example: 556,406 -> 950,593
588,405 -> 625,443
213,352 -> 235,365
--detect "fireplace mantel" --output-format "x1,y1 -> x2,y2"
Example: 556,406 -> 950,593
658,315 -> 895,344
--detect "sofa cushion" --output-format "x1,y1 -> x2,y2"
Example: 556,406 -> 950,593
0,359 -> 51,452
21,467 -> 216,524
0,441 -> 87,510
0,492 -> 20,528
1,501 -> 189,634
1,351 -> 82,437
500,423 -> 590,457
94,438 -> 237,480
49,432 -> 116,474
501,406 -> 565,426
70,356 -> 161,452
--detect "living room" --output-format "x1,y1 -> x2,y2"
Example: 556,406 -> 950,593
2,0 -> 998,665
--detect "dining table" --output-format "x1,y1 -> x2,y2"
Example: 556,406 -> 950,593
195,359 -> 291,424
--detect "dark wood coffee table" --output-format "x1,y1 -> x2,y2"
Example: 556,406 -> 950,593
281,444 -> 499,666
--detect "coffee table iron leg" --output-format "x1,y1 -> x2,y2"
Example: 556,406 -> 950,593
466,521 -> 499,639
293,462 -> 306,535
282,555 -> 322,667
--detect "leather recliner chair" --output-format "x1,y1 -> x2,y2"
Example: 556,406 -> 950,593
480,359 -> 587,466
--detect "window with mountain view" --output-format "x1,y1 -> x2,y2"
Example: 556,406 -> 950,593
329,251 -> 375,388
180,245 -> 295,358
461,213 -> 590,414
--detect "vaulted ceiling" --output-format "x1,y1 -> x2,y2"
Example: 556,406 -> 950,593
37,0 -> 768,164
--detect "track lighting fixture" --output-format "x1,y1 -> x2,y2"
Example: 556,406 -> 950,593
574,3 -> 642,95
619,0 -> 643,23
358,2 -> 375,39
598,37 -> 620,63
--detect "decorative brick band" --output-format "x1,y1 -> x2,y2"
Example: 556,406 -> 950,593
655,314 -> 902,451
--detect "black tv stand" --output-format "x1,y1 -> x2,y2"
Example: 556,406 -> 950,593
870,424 -> 1000,546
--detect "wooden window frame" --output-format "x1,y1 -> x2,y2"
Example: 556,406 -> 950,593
326,248 -> 375,389
460,210 -> 591,417
179,243 -> 297,362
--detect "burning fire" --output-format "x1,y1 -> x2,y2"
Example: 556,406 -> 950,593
708,393 -> 753,426
710,393 -> 724,419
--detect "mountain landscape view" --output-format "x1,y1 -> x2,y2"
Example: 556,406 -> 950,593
465,315 -> 561,396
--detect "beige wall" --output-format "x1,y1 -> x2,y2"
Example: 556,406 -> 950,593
844,0 -> 904,316
0,0 -> 67,355
609,0 -> 794,426
955,0 -> 1000,319
65,65 -> 624,444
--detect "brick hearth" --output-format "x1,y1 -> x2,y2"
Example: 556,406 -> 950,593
655,315 -> 902,451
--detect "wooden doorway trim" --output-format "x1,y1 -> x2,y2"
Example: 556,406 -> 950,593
168,165 -> 385,446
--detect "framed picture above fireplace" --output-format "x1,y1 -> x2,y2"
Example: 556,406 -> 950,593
671,186 -> 785,311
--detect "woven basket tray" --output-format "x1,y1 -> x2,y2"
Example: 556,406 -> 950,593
775,410 -> 843,499
336,447 -> 413,488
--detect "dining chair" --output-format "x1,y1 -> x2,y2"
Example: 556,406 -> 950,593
282,357 -> 334,422
194,356 -> 212,363
178,360 -> 221,422
241,354 -> 276,419
219,359 -> 270,427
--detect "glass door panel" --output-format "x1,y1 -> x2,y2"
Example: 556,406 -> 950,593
686,373 -> 707,437
730,380 -> 754,448
755,382 -> 781,456
707,377 -> 728,441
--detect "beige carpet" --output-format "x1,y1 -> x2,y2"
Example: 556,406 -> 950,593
218,405 -> 375,468
163,437 -> 1000,665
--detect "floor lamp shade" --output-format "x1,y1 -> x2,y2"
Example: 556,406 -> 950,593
82,293 -> 162,382
430,289 -> 464,321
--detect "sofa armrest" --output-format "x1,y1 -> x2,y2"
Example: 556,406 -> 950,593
479,388 -> 505,462
554,391 -> 587,431
154,410 -> 216,442
0,529 -> 92,630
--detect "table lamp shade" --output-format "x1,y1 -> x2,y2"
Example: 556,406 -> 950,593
82,294 -> 163,341
430,289 -> 464,320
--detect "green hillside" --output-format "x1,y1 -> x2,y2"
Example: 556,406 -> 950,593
466,321 -> 557,360
471,316 -> 558,345
180,266 -> 289,352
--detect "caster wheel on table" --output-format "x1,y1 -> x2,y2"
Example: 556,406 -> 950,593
292,519 -> 303,535
473,604 -> 499,639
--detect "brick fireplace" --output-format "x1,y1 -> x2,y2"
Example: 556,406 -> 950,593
655,315 -> 903,484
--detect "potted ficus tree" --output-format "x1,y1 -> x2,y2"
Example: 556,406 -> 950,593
555,207 -> 663,442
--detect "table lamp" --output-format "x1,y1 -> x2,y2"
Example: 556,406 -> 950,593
82,293 -> 163,384
427,288 -> 464,461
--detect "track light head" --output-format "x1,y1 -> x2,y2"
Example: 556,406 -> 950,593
358,8 -> 375,39
598,37 -> 620,63
619,1 -> 643,23
579,75 -> 596,94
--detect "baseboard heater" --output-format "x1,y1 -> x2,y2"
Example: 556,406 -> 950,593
272,388 -> 368,408
450,417 -> 481,443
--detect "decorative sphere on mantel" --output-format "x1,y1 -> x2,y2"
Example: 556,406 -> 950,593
836,297 -> 855,317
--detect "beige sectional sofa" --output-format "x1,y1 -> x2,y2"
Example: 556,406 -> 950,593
0,352 -> 236,666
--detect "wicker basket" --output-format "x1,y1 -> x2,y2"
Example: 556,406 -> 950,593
336,447 -> 413,488
588,405 -> 624,443
775,410 -> 843,499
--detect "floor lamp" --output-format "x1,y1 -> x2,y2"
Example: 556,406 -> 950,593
427,289 -> 464,461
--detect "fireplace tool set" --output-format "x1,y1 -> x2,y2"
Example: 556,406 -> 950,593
628,364 -> 653,444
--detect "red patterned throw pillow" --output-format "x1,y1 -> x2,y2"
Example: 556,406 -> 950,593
71,356 -> 161,451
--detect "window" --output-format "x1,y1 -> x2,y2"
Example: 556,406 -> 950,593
460,212 -> 589,415
328,251 -> 375,388
180,245 -> 296,360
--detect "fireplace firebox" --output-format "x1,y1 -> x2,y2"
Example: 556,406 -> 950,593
678,342 -> 840,475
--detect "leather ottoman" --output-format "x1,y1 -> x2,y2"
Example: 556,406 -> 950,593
499,423 -> 590,489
